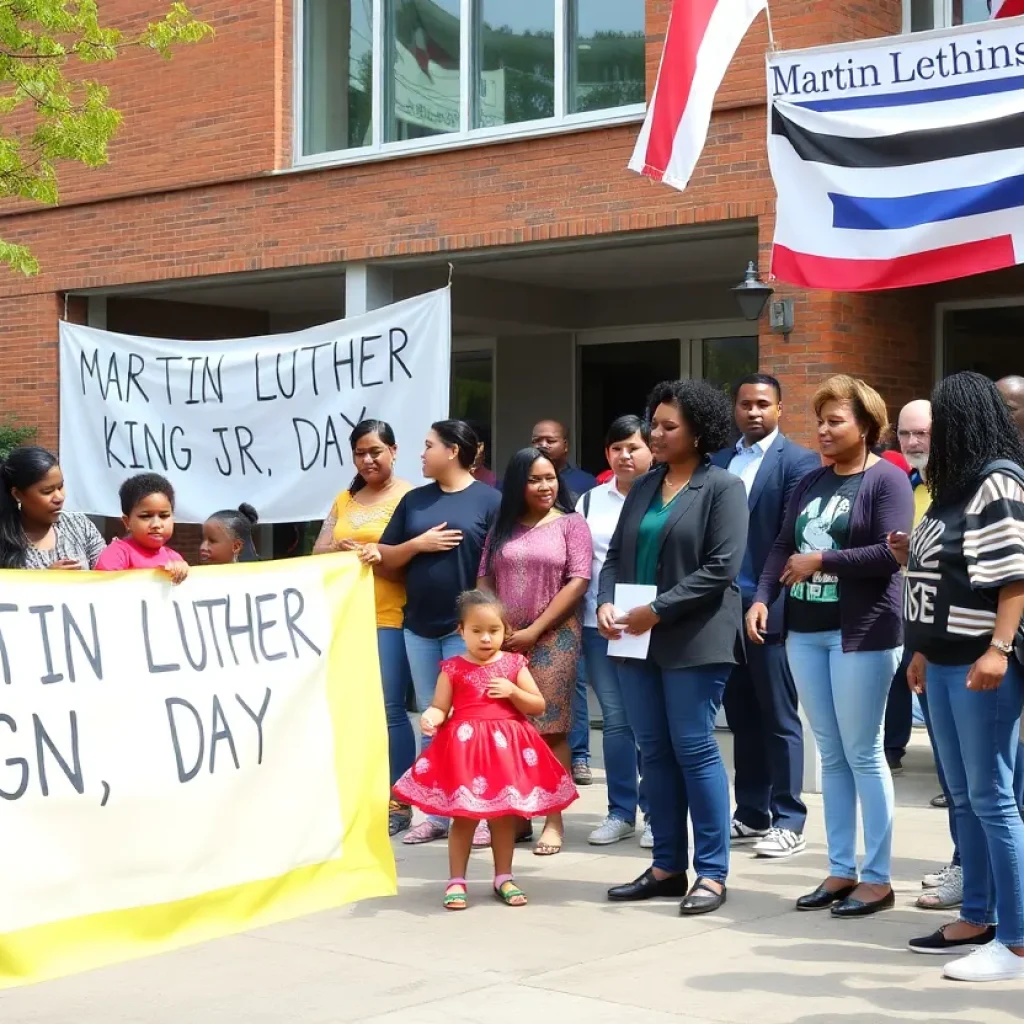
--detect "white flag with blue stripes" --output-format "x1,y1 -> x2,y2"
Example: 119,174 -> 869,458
768,18 -> 1024,290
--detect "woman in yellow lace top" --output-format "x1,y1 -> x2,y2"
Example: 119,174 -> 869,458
314,419 -> 414,836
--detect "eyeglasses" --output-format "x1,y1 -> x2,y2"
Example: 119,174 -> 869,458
896,430 -> 930,441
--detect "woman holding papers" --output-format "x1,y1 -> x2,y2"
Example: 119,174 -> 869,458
478,447 -> 593,856
598,380 -> 746,916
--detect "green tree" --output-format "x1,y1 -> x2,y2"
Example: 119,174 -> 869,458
0,1 -> 213,275
0,414 -> 36,459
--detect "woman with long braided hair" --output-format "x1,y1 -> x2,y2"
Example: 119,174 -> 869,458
903,372 -> 1024,980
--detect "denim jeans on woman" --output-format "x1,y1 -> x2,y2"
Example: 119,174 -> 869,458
785,630 -> 900,885
617,659 -> 731,882
378,627 -> 415,787
583,627 -> 646,824
925,658 -> 1024,947
403,629 -> 467,828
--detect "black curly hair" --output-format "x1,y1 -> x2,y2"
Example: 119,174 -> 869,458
929,371 -> 1024,506
646,379 -> 734,457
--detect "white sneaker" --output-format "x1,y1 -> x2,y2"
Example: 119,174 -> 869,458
587,816 -> 635,846
943,941 -> 1024,982
730,819 -> 768,844
922,863 -> 953,889
752,827 -> 806,859
640,821 -> 654,849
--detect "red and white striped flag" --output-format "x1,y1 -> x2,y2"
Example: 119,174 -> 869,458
993,0 -> 1024,17
629,0 -> 767,192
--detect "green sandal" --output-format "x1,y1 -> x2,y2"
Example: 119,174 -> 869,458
493,875 -> 528,907
444,878 -> 468,911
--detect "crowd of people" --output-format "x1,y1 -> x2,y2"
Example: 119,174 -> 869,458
3,368 -> 1024,982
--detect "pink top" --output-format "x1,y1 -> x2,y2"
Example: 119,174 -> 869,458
94,537 -> 184,571
480,513 -> 592,630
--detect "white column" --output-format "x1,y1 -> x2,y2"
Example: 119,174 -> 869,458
345,263 -> 393,316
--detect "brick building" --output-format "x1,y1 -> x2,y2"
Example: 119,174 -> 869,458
0,0 -> 1019,557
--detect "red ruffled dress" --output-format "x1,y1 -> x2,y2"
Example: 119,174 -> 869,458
392,653 -> 578,820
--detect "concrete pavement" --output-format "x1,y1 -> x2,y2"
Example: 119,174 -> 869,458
0,731 -> 1017,1023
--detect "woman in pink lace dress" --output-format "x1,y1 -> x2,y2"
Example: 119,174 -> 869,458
479,447 -> 593,855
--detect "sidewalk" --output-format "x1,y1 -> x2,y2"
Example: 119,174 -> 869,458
0,731 -> 1016,1023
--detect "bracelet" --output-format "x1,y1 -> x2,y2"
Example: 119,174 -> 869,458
990,638 -> 1014,656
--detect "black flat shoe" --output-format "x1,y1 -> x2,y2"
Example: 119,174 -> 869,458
831,889 -> 895,918
679,878 -> 726,916
607,867 -> 688,902
796,882 -> 857,911
909,923 -> 996,955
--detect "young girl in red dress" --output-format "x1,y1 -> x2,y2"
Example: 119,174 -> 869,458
392,590 -> 577,910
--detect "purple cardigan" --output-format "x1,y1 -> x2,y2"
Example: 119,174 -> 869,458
754,459 -> 914,653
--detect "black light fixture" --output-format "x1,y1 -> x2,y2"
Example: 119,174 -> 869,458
732,261 -> 774,321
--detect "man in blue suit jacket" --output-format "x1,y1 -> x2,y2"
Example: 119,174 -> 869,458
712,374 -> 819,859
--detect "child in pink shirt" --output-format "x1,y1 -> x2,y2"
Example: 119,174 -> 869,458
95,473 -> 189,584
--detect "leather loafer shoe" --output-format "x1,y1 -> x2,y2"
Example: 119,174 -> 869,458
796,882 -> 857,911
831,889 -> 896,918
607,868 -> 688,902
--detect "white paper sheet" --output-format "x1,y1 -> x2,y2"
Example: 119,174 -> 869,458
606,584 -> 658,660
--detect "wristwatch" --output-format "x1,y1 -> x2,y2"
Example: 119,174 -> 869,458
989,638 -> 1014,656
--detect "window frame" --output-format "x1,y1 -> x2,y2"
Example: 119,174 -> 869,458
903,0 -> 991,32
293,0 -> 647,169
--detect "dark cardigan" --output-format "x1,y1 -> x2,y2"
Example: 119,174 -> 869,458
754,459 -> 914,653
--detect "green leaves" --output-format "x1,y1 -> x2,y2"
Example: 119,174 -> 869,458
0,2 -> 213,275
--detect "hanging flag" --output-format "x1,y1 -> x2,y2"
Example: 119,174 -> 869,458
993,0 -> 1024,19
629,0 -> 767,192
768,19 -> 1024,290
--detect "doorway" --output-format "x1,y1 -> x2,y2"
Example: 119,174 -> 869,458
577,339 -> 680,475
940,303 -> 1024,380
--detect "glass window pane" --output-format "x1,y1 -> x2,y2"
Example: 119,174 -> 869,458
569,0 -> 646,115
953,0 -> 991,24
451,351 -> 494,470
302,0 -> 373,155
475,1 -> 555,128
386,0 -> 462,141
701,337 -> 758,399
908,0 -> 935,31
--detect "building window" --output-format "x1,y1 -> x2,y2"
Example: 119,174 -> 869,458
298,0 -> 647,162
302,0 -> 374,154
905,0 -> 992,31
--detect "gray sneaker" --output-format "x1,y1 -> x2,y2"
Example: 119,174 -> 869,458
587,816 -> 635,845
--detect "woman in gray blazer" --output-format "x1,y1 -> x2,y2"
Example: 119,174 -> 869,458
598,380 -> 748,916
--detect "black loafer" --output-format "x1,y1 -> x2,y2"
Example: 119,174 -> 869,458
909,923 -> 996,955
796,882 -> 857,911
831,889 -> 896,918
679,878 -> 727,916
607,868 -> 688,902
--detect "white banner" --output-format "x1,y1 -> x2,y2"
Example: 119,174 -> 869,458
0,556 -> 395,987
59,289 -> 451,523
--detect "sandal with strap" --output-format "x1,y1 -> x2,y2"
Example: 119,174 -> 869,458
493,874 -> 528,907
444,878 -> 468,911
533,825 -> 563,856
679,878 -> 727,916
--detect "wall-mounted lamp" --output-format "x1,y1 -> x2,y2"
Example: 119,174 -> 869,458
732,262 -> 794,335
732,261 -> 773,321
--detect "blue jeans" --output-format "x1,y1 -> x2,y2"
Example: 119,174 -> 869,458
618,659 -> 731,882
378,628 -> 415,788
403,629 -> 467,828
785,631 -> 899,885
925,659 -> 1024,946
918,688 -> 960,868
569,655 -> 590,764
583,628 -> 647,823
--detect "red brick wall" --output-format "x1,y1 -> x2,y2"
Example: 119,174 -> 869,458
0,0 -> 936,459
